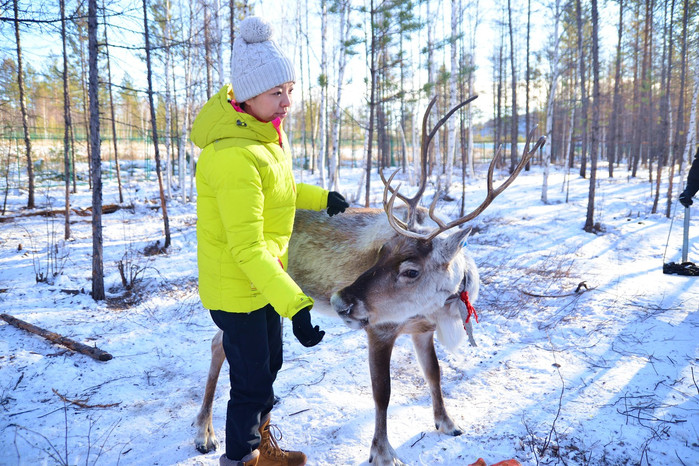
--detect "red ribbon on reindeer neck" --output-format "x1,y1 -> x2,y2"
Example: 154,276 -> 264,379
460,290 -> 478,325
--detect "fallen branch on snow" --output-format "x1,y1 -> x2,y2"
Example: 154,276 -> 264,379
519,281 -> 594,298
0,313 -> 113,361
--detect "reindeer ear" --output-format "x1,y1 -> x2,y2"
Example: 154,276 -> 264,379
441,227 -> 471,260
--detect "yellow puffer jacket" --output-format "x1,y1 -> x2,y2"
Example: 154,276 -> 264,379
191,85 -> 328,318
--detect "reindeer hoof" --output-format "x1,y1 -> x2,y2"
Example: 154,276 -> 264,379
195,438 -> 219,454
436,420 -> 462,436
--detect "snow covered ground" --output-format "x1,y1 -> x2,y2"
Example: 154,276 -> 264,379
1,161 -> 697,466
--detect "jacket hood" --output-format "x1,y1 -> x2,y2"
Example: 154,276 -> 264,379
190,85 -> 281,149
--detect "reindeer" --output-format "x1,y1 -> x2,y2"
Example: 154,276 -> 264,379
194,96 -> 546,465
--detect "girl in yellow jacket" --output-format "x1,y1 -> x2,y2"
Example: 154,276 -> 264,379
190,16 -> 348,466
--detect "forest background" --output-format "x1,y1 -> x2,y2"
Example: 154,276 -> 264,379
1,0 -> 699,298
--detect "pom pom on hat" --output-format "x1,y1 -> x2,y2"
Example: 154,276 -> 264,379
231,16 -> 295,103
239,16 -> 273,43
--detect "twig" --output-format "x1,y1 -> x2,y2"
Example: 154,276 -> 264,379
541,363 -> 565,456
410,432 -> 425,447
9,408 -> 39,417
13,373 -> 24,390
287,372 -> 325,394
692,367 -> 699,396
52,388 -> 120,409
674,450 -> 689,466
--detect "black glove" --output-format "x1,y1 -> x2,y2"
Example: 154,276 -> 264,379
679,190 -> 693,208
327,191 -> 349,216
292,307 -> 325,347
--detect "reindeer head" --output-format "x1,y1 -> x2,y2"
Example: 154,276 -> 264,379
330,95 -> 546,332
330,223 -> 479,330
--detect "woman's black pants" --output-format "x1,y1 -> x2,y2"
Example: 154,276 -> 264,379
210,304 -> 282,460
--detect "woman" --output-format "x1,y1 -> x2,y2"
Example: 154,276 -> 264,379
190,16 -> 348,466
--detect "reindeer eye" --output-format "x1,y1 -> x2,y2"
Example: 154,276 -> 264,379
401,269 -> 420,279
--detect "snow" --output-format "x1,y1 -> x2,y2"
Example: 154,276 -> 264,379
1,161 -> 697,466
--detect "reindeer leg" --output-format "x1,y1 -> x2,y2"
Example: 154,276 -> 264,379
411,331 -> 462,436
194,330 -> 225,453
366,326 -> 405,466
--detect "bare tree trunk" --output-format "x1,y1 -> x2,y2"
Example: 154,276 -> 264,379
673,0 -> 689,172
563,106 -> 576,201
102,3 -> 123,204
79,31 -> 92,190
318,0 -> 328,189
329,0 -> 351,191
664,1 -> 677,217
365,0 -> 378,207
203,0 -> 213,99
575,0 -> 589,179
445,0 -> 459,191
214,0 -> 224,90
507,0 -> 518,174
61,0 -> 72,239
465,0 -> 479,179
494,17 -> 504,163
524,0 -> 531,170
70,120 -> 77,192
179,0 -> 194,203
542,0 -> 561,203
164,0 -> 173,200
143,0 -> 171,249
607,0 -> 624,179
639,0 -> 654,174
584,0 -> 600,233
13,0 -> 34,209
88,0 -> 104,300
296,3 -> 309,170
655,0 -> 674,215
305,4 -> 317,173
426,0 -> 440,177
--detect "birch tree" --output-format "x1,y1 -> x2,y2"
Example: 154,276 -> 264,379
12,0 -> 34,209
507,0 -> 518,173
673,0 -> 689,171
680,55 -> 699,188
328,0 -> 355,191
542,0 -> 562,203
318,0 -> 328,189
606,0 -> 624,179
444,0 -> 459,191
465,0 -> 479,179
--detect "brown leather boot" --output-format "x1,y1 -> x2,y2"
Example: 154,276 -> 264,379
257,415 -> 307,466
219,449 -> 259,466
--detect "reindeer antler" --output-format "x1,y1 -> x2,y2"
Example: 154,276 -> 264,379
380,95 -> 479,230
382,98 -> 546,241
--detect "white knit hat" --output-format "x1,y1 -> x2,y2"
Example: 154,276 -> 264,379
231,16 -> 295,103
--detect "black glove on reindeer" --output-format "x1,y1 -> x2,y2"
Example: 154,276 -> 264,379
326,191 -> 349,216
292,307 -> 325,347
